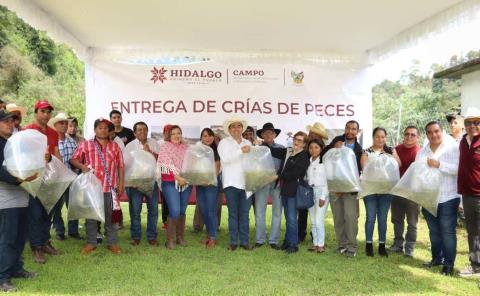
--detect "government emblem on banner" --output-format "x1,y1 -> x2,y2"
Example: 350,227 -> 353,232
291,71 -> 304,84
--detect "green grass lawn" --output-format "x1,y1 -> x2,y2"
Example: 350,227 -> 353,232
14,203 -> 480,295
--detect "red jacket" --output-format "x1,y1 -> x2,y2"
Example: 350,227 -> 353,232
458,134 -> 480,196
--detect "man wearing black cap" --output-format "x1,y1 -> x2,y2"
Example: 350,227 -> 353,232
0,110 -> 38,292
254,123 -> 284,249
25,100 -> 62,264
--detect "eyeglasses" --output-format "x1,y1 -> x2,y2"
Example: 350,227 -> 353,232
293,137 -> 304,143
404,133 -> 418,137
465,121 -> 480,127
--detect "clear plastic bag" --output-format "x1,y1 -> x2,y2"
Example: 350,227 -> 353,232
4,129 -> 47,196
323,147 -> 361,192
68,171 -> 105,222
37,156 -> 77,213
242,146 -> 277,192
391,161 -> 441,216
181,143 -> 217,186
358,154 -> 400,199
124,150 -> 157,196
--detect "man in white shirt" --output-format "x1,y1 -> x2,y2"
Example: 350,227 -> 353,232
218,117 -> 252,250
124,122 -> 160,246
419,121 -> 460,276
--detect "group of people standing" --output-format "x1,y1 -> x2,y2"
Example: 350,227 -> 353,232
1,99 -> 480,292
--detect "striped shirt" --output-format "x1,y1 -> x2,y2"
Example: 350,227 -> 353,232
58,135 -> 77,169
415,141 -> 459,203
71,138 -> 124,193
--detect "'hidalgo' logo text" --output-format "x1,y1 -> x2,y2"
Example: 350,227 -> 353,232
150,66 -> 222,84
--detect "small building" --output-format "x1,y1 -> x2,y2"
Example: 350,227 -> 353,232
434,58 -> 480,114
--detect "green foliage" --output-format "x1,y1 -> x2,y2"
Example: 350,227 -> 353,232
373,62 -> 461,146
0,4 -> 85,127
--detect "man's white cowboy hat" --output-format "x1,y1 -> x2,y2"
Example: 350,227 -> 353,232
223,116 -> 248,136
463,107 -> 480,121
6,103 -> 27,118
48,112 -> 69,128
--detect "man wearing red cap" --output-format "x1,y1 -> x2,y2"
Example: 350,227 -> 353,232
71,118 -> 125,255
24,100 -> 62,264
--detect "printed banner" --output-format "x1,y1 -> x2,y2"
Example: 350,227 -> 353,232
85,60 -> 372,145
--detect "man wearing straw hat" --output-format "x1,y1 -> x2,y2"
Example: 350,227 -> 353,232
458,107 -> 480,278
218,116 -> 253,250
5,104 -> 27,134
48,113 -> 81,241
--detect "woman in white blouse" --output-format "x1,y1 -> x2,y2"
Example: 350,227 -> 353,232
306,138 -> 329,253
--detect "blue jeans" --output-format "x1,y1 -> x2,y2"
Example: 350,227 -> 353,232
127,183 -> 159,240
196,185 -> 219,240
161,182 -> 192,219
422,198 -> 460,267
282,196 -> 298,248
28,195 -> 51,249
0,207 -> 28,284
363,194 -> 393,243
224,187 -> 251,246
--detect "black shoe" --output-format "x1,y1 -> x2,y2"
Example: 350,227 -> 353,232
423,260 -> 444,268
68,233 -> 83,240
240,244 -> 252,251
13,269 -> 37,279
366,243 -> 374,257
270,243 -> 281,250
228,244 -> 237,251
0,280 -> 16,292
280,241 -> 288,250
378,243 -> 388,257
255,243 -> 264,248
56,233 -> 66,241
285,246 -> 299,254
441,266 -> 454,276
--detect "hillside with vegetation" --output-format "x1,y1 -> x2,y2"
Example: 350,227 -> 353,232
0,5 -> 85,126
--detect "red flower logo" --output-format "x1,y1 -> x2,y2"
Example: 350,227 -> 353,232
151,67 -> 167,83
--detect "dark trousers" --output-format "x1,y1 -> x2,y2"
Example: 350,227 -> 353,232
51,193 -> 65,235
63,190 -> 80,235
0,207 -> 28,284
422,198 -> 460,267
160,191 -> 169,224
28,195 -> 51,249
463,195 -> 480,268
390,195 -> 420,248
298,209 -> 308,241
52,190 -> 79,236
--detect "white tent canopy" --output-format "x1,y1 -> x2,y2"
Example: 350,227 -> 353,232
1,0 -> 475,64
